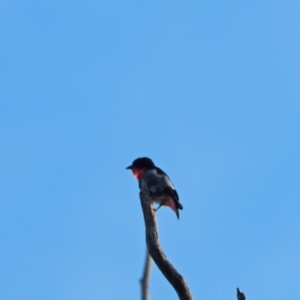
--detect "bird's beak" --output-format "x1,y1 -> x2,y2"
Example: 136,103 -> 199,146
126,165 -> 133,170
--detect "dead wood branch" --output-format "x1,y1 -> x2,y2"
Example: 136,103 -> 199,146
140,250 -> 152,300
139,191 -> 193,300
237,288 -> 246,300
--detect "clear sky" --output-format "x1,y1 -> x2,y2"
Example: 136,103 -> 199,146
1,1 -> 299,299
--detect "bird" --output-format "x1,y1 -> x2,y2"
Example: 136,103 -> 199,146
126,157 -> 183,219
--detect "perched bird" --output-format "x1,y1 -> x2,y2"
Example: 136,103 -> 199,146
126,157 -> 183,219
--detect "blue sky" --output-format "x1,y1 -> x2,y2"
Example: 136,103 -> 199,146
1,1 -> 299,299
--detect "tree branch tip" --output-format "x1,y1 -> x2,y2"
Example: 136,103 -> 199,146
237,287 -> 246,300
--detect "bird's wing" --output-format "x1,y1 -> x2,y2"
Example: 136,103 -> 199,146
154,168 -> 180,201
155,167 -> 176,189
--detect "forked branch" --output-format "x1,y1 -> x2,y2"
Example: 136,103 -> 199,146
139,191 -> 193,300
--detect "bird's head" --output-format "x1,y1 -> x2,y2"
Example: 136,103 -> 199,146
126,157 -> 155,179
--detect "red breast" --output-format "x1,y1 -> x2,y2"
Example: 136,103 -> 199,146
132,167 -> 145,180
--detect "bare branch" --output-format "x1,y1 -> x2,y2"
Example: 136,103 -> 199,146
237,288 -> 246,300
140,250 -> 152,300
139,191 -> 193,300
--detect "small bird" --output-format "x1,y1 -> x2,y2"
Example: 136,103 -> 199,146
126,157 -> 183,219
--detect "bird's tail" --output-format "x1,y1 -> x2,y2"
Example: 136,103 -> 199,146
165,196 -> 183,219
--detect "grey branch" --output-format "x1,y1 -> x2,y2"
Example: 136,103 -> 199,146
139,191 -> 193,300
140,250 -> 152,300
237,288 -> 246,300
